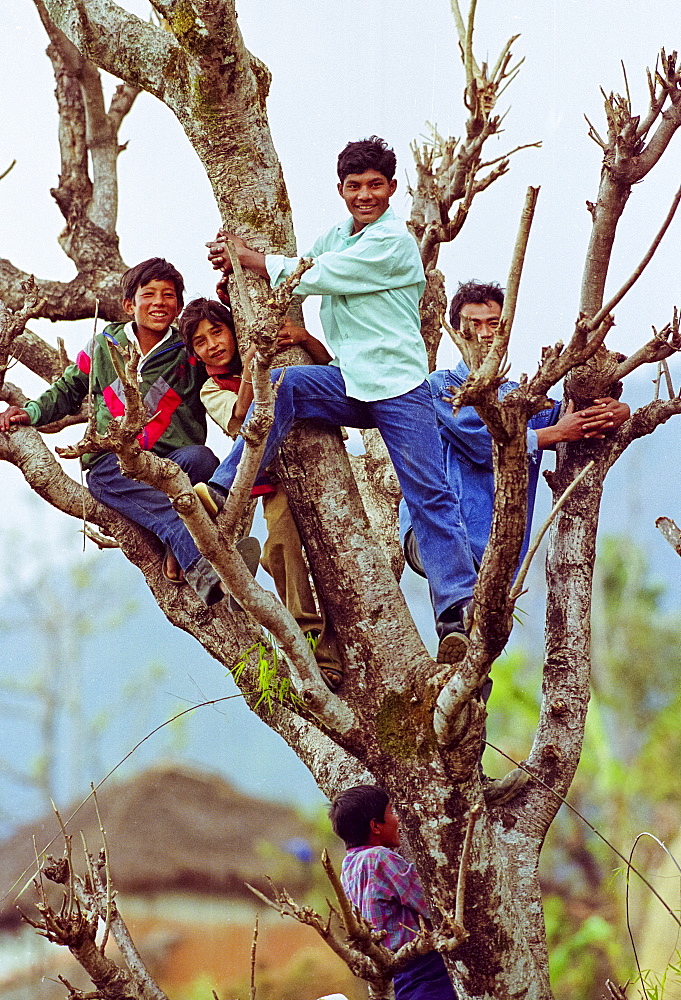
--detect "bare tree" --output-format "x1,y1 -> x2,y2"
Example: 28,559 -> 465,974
2,2 -> 681,998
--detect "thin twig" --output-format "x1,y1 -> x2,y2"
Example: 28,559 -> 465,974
79,832 -> 97,897
0,160 -> 16,181
464,0 -> 478,88
454,804 -> 481,927
501,185 -> 540,341
661,357 -> 675,398
51,800 -> 75,922
91,784 -> 113,955
589,183 -> 681,330
225,242 -> 256,327
321,848 -> 363,938
509,461 -> 595,601
249,914 -> 258,1000
625,833 -> 681,1000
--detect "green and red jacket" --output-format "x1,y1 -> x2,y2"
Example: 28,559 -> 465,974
25,322 -> 209,471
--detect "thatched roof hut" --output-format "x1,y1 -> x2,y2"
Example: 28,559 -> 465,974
0,764 -> 318,929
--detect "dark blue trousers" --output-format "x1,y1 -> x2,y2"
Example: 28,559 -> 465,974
210,365 -> 468,617
394,951 -> 458,1000
87,445 -> 222,604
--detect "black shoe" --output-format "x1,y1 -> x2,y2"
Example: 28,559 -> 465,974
436,600 -> 473,664
194,482 -> 226,519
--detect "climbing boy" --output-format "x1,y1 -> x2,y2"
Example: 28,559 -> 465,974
197,136 -> 477,664
179,294 -> 343,688
0,258 -> 225,605
330,784 -> 458,1000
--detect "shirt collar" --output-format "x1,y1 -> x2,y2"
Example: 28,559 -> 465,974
447,359 -> 471,388
126,322 -> 174,359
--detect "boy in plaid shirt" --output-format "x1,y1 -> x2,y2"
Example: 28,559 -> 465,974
330,785 -> 457,1000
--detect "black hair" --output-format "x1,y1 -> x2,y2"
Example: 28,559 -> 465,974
329,784 -> 390,849
337,136 -> 396,183
449,280 -> 505,330
178,298 -> 241,375
121,258 -> 185,309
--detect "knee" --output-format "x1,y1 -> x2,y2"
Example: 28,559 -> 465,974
173,445 -> 219,483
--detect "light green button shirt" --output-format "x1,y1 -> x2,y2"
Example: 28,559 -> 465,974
266,207 -> 427,402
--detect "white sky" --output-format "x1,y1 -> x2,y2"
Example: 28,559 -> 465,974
1,0 -> 680,553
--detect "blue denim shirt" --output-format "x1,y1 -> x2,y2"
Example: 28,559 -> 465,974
400,361 -> 560,569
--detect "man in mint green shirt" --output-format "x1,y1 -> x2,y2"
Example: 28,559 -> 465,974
200,136 -> 472,668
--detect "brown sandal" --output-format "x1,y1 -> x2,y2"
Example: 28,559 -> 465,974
319,665 -> 344,692
162,546 -> 185,585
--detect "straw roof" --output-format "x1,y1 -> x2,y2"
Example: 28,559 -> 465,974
0,764 -> 318,929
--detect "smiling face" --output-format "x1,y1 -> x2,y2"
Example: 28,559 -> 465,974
338,168 -> 397,233
190,317 -> 237,369
458,300 -> 502,351
123,278 -> 180,343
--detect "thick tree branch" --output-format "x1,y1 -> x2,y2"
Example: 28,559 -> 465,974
0,278 -> 45,391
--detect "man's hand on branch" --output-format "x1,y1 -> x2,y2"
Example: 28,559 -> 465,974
537,398 -> 630,447
205,230 -> 268,278
277,318 -> 332,364
215,275 -> 231,307
0,405 -> 30,433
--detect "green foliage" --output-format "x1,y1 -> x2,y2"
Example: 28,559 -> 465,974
545,896 -> 621,998
634,951 -> 681,1000
230,637 -> 302,713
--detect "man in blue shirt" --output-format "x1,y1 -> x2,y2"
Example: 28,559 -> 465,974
401,280 -> 631,650
198,137 -> 482,671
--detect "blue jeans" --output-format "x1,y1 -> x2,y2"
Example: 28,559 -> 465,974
394,951 -> 458,1000
87,445 -> 223,605
210,365 -> 473,617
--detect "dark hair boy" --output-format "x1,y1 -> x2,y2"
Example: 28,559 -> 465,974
330,785 -> 458,1000
0,258 -> 224,605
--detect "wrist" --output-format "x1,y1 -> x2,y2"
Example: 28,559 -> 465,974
536,424 -> 561,448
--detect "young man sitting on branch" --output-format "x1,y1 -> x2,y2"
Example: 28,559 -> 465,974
400,281 -> 630,802
401,280 -> 631,649
179,294 -> 343,689
0,258 -> 231,606
198,136 -> 481,666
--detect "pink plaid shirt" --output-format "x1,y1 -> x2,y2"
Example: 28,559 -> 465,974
340,846 -> 431,951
